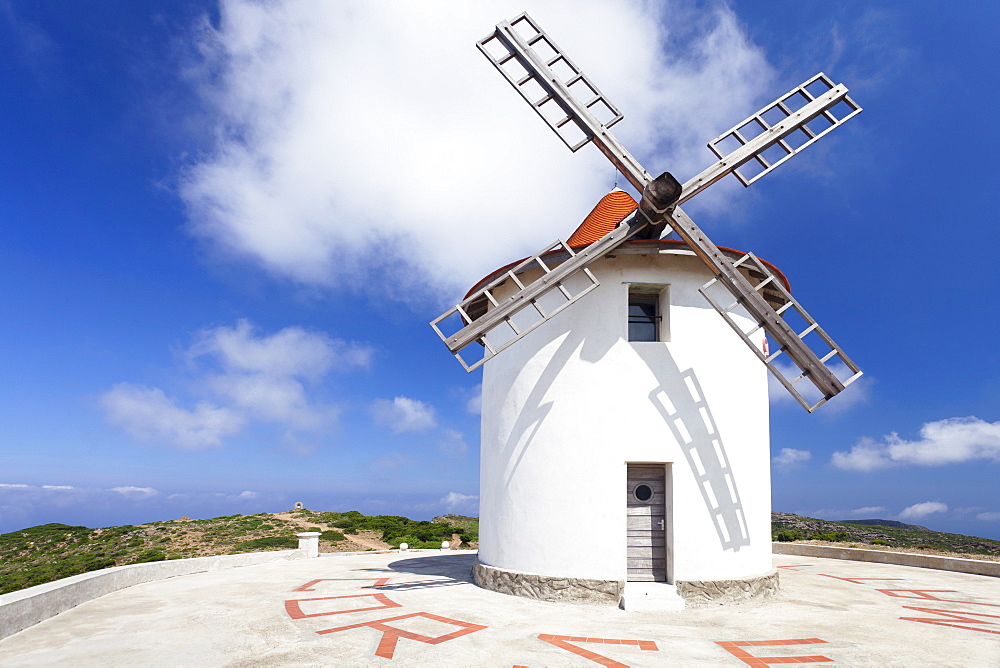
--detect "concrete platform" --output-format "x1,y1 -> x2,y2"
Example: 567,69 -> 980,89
620,581 -> 686,612
1,551 -> 999,665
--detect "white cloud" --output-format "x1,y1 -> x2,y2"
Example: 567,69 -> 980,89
164,489 -> 270,503
111,486 -> 159,499
206,373 -> 329,430
0,483 -> 282,532
441,492 -> 479,513
772,447 -> 810,469
193,319 -> 368,430
438,428 -> 468,456
847,506 -> 887,517
100,383 -> 245,449
814,506 -> 887,519
102,320 -> 369,447
465,384 -> 482,416
899,501 -> 947,521
189,318 -> 371,378
372,396 -> 437,433
976,512 -> 1000,522
831,439 -> 891,472
178,1 -> 776,301
832,416 -> 1000,472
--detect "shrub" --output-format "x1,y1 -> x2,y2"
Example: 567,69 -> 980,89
232,536 -> 298,552
774,530 -> 801,542
133,549 -> 167,564
809,531 -> 849,542
388,535 -> 439,549
320,530 -> 345,542
871,539 -> 889,546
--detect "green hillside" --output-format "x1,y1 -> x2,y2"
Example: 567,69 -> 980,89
0,510 -> 477,596
772,512 -> 1000,555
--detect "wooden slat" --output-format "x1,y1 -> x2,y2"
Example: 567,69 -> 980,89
627,474 -> 664,482
627,515 -> 664,528
626,498 -> 666,512
626,464 -> 666,582
627,532 -> 665,542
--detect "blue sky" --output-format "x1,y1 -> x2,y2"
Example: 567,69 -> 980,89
2,0 -> 998,538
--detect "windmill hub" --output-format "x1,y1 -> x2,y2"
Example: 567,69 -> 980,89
635,171 -> 683,240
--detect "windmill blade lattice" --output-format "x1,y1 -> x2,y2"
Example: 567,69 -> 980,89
477,13 -> 624,153
431,12 -> 864,411
703,73 -> 861,189
477,12 -> 651,191
430,239 -> 601,372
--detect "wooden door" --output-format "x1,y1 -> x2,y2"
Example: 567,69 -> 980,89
626,464 -> 667,582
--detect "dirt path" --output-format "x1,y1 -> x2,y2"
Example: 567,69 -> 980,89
272,512 -> 323,529
341,533 -> 389,550
272,512 -> 392,551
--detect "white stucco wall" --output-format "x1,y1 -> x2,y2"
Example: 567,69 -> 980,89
478,248 -> 772,583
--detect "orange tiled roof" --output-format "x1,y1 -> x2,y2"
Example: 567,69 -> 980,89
464,191 -> 791,299
566,190 -> 638,247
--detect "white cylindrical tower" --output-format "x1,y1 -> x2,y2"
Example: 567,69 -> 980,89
471,192 -> 781,606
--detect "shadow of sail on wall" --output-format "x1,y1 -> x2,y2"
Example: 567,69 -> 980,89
648,361 -> 750,551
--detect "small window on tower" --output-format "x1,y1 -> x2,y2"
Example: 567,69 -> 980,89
627,284 -> 667,342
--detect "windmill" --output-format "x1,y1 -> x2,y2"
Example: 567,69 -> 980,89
431,13 -> 864,608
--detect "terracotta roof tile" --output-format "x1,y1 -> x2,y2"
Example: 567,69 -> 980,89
565,190 -> 638,247
464,192 -> 790,299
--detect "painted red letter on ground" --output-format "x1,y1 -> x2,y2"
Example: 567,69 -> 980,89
537,634 -> 658,667
316,611 -> 487,659
716,638 -> 833,665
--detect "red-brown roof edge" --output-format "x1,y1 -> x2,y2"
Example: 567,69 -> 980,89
464,238 -> 791,301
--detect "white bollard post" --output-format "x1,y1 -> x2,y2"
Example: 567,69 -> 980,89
399,542 -> 409,552
297,532 -> 321,558
441,541 -> 450,551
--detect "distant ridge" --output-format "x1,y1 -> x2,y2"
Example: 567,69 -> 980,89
771,512 -> 1000,557
838,518 -> 930,531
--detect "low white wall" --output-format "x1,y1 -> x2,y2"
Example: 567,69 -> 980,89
0,550 -> 304,641
773,542 -> 1000,577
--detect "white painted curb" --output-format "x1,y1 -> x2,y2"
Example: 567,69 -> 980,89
773,542 -> 1000,577
0,550 -> 305,641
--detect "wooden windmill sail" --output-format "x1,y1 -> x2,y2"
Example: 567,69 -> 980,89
430,12 -> 862,413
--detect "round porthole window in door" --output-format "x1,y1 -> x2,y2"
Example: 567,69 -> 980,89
633,483 -> 653,502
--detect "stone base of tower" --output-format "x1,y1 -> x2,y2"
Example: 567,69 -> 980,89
473,560 -> 780,607
676,569 -> 780,605
472,560 -> 622,605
